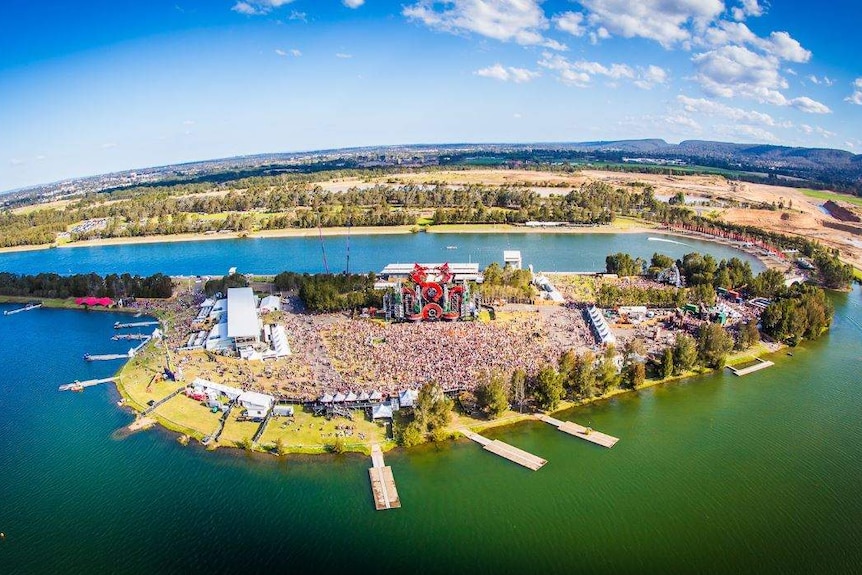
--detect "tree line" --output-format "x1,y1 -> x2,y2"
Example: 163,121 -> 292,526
274,271 -> 381,312
0,272 -> 173,299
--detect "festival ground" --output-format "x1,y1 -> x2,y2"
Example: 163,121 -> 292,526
113,272 -> 781,454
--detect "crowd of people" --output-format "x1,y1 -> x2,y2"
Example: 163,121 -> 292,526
320,314 -> 560,394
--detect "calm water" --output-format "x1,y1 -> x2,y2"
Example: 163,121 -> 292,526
0,232 -> 763,276
1,239 -> 860,574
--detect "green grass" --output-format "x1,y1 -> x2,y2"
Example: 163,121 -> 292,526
799,188 -> 862,207
258,406 -> 389,454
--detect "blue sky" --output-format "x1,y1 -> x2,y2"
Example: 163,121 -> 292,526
2,0 -> 861,191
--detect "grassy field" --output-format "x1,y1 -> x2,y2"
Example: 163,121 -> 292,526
152,395 -> 221,439
258,406 -> 390,455
799,188 -> 862,207
218,409 -> 261,447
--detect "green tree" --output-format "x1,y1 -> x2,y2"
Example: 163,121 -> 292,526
661,347 -> 674,379
412,381 -> 454,440
475,370 -> 510,419
598,345 -> 620,393
673,333 -> 698,374
696,323 -> 735,369
533,365 -> 563,411
398,421 -> 424,447
605,253 -> 644,276
736,321 -> 760,350
751,268 -> 785,298
624,361 -> 646,389
571,351 -> 597,398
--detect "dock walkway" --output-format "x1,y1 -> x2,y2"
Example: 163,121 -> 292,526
3,303 -> 41,316
459,428 -> 547,470
727,358 -> 775,376
368,443 -> 400,510
114,321 -> 159,330
535,414 -> 619,448
58,377 -> 116,392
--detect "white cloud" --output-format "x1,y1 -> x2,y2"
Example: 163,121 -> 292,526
275,48 -> 301,57
789,96 -> 830,114
767,31 -> 810,63
578,0 -> 725,48
343,0 -> 365,7
335,53 -> 353,59
692,44 -> 829,113
634,65 -> 668,89
726,124 -> 779,142
664,114 -> 701,131
731,0 -> 763,21
288,10 -> 307,21
513,113 -> 522,119
10,158 -> 25,166
554,11 -> 586,37
182,120 -> 195,126
101,142 -> 118,149
846,78 -> 862,105
475,64 -> 540,83
701,22 -> 810,63
231,0 -> 295,16
403,0 -> 564,50
538,53 -> 665,89
677,95 -> 779,126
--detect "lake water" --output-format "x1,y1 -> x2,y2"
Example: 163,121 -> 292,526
0,231 -> 763,276
1,236 -> 859,574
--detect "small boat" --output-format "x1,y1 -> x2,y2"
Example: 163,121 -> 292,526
446,245 -> 457,250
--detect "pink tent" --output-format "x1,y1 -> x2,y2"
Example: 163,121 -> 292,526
75,297 -> 114,307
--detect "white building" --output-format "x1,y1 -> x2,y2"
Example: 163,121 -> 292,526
227,287 -> 261,350
239,390 -> 274,419
503,250 -> 522,270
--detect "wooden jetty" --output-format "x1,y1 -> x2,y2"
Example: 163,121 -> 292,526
368,443 -> 401,510
727,358 -> 775,376
84,352 -> 131,362
58,377 -> 116,392
3,303 -> 41,316
114,320 -> 159,330
535,414 -> 619,448
112,333 -> 148,341
459,428 -> 547,471
85,336 -> 151,362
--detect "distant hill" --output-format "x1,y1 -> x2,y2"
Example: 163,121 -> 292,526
4,138 -> 861,204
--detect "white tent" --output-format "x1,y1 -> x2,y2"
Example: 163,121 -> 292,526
372,404 -> 393,419
398,389 -> 419,408
259,295 -> 282,313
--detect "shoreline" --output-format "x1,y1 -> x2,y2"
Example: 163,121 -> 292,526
109,299 -> 783,456
10,282 -> 790,457
0,295 -> 145,315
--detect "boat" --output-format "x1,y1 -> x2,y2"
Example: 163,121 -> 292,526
446,245 -> 457,250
